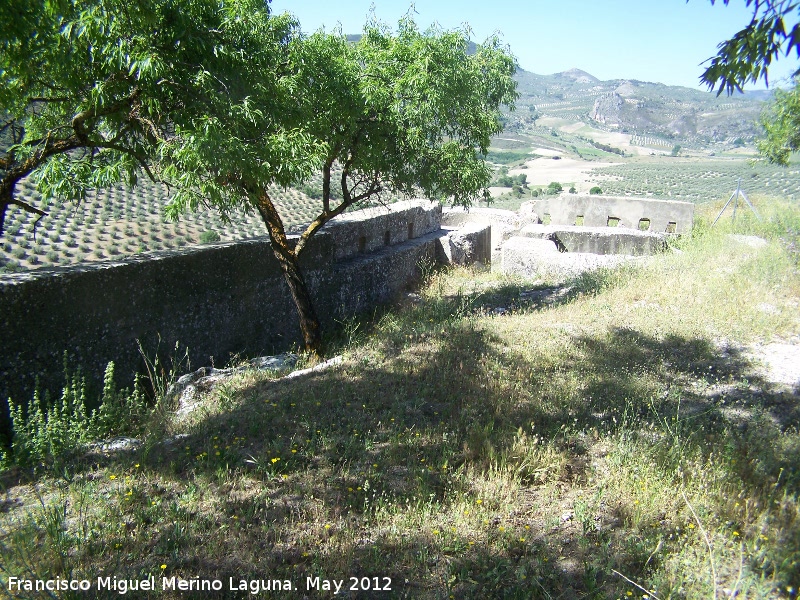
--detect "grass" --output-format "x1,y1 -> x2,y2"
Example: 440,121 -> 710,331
1,199 -> 799,598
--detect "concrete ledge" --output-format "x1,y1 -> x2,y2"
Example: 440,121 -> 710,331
441,206 -> 521,228
520,224 -> 668,255
323,199 -> 441,261
502,236 -> 642,280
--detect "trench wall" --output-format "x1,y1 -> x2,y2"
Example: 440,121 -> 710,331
0,200 -> 441,430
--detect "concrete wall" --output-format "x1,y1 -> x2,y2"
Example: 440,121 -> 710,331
527,195 -> 694,233
0,200 -> 441,427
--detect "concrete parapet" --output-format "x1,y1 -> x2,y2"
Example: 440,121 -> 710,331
527,194 -> 694,233
442,206 -> 523,229
442,207 -> 529,269
520,224 -> 668,255
324,199 -> 441,261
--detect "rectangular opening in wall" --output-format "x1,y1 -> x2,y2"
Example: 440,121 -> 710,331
407,222 -> 414,239
384,231 -> 391,245
575,215 -> 584,226
666,222 -> 677,233
607,217 -> 620,227
543,213 -> 551,225
638,218 -> 651,231
358,236 -> 367,253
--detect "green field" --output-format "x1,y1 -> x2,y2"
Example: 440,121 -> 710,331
0,167 -> 395,275
588,158 -> 800,203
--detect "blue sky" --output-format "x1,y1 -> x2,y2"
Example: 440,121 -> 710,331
271,0 -> 799,91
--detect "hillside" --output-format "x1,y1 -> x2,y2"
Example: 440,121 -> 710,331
508,67 -> 767,150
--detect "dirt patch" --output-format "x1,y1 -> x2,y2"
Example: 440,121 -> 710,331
506,157 -> 622,191
747,340 -> 800,388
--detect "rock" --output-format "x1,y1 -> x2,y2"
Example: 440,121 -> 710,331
87,436 -> 141,454
729,234 -> 768,248
168,353 -> 300,415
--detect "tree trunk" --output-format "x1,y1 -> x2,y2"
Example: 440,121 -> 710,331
253,190 -> 323,355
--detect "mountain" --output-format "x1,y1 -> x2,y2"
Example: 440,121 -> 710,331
509,67 -> 766,147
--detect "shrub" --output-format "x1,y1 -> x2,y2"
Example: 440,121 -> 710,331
547,182 -> 563,193
200,230 -> 221,244
569,186 -> 577,194
590,186 -> 603,195
1,361 -> 149,473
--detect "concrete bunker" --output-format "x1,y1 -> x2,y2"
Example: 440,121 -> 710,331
443,194 -> 694,280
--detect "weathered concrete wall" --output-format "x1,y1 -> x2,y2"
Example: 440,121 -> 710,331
442,207 -> 532,268
436,223 -> 492,266
325,201 -> 441,260
528,195 -> 694,233
520,224 -> 668,255
0,201 -> 441,424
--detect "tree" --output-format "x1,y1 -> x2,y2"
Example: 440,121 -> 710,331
700,1 -> 800,163
0,0 -> 299,234
165,19 -> 517,353
2,3 -> 516,355
757,82 -> 800,163
547,181 -> 563,194
671,144 -> 682,156
700,0 -> 800,95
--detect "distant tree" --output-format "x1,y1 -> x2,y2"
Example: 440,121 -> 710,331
589,186 -> 603,195
199,231 -> 221,244
671,144 -> 682,156
568,186 -> 577,193
547,181 -> 563,194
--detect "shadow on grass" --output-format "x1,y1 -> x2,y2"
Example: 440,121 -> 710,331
4,314 -> 800,597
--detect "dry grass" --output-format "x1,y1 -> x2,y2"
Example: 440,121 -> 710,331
1,198 -> 799,598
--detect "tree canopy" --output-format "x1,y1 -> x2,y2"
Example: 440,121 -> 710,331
1,1 -> 517,354
161,17 -> 516,352
700,0 -> 800,95
757,81 -> 800,164
701,1 -> 800,164
0,0 -> 309,233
